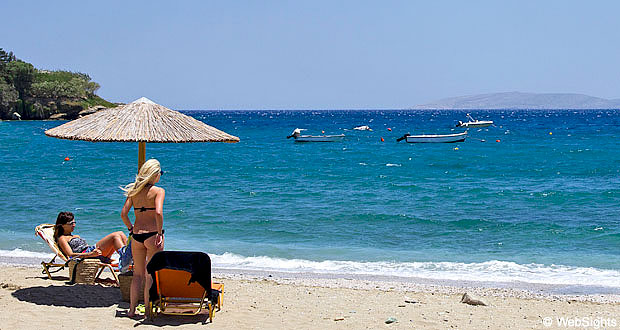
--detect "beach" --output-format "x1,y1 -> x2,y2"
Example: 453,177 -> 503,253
4,0 -> 620,327
0,264 -> 618,329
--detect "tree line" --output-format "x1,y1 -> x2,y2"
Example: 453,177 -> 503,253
0,48 -> 114,120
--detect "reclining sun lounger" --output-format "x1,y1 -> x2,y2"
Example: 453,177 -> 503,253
34,223 -> 119,285
146,251 -> 223,323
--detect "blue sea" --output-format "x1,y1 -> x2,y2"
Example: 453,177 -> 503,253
1,110 -> 619,292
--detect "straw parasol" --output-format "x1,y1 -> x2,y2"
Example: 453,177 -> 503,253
45,97 -> 239,170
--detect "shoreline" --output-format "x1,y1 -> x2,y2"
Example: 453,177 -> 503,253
3,259 -> 619,304
2,251 -> 619,302
0,264 -> 618,329
213,268 -> 620,304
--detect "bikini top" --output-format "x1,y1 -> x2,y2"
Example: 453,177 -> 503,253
136,206 -> 156,212
68,237 -> 89,253
134,185 -> 156,212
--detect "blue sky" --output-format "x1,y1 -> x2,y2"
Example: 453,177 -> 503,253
3,1 -> 619,109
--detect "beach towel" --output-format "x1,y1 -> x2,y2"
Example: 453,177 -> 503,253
146,251 -> 217,302
118,236 -> 133,273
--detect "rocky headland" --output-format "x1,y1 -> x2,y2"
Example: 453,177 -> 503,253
0,48 -> 114,120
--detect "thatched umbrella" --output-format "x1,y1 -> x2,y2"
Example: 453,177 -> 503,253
45,97 -> 239,170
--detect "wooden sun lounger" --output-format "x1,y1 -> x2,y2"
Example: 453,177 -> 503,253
35,223 -> 119,285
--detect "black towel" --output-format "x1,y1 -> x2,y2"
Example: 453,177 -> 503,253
146,251 -> 217,302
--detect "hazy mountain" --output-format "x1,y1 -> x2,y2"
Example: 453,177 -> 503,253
413,92 -> 620,110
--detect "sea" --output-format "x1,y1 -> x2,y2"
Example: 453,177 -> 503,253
1,109 -> 619,294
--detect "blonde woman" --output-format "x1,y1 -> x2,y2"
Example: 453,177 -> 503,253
121,159 -> 165,318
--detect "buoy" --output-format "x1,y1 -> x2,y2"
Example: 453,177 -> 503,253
549,132 -> 552,135
496,139 -> 500,143
381,137 -> 384,142
387,128 -> 392,131
322,130 -> 325,134
64,157 -> 70,161
454,147 -> 459,151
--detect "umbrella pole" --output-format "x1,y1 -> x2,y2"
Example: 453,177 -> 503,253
138,142 -> 146,171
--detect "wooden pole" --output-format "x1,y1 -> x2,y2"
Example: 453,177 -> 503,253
138,142 -> 146,172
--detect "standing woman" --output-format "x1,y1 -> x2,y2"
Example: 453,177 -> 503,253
121,159 -> 165,318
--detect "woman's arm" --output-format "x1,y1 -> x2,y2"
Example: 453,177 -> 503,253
120,197 -> 133,232
154,188 -> 165,233
57,236 -> 101,258
154,187 -> 165,247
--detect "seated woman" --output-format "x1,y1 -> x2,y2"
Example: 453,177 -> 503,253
54,211 -> 128,262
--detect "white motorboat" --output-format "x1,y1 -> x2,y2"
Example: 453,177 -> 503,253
456,114 -> 493,128
397,131 -> 467,143
287,128 -> 345,142
353,125 -> 372,131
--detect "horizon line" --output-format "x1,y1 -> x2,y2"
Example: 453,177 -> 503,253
176,108 -> 620,111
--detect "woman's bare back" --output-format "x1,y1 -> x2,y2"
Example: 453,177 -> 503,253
131,185 -> 163,233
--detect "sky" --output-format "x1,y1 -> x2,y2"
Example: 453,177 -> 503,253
3,1 -> 620,110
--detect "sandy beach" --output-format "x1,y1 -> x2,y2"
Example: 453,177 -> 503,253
0,265 -> 618,329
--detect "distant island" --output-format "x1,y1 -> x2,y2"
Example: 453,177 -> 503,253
413,92 -> 620,110
0,48 -> 115,120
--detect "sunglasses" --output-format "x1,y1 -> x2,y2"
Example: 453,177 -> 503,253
66,220 -> 76,225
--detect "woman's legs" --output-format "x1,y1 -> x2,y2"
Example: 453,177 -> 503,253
96,231 -> 128,257
128,240 -> 147,317
143,234 -> 164,308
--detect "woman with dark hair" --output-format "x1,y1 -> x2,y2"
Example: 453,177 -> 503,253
55,211 -> 127,261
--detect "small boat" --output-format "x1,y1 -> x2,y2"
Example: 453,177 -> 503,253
353,125 -> 372,131
287,128 -> 345,142
456,114 -> 493,128
397,131 -> 467,143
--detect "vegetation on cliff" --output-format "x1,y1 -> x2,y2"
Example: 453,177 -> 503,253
0,48 -> 115,120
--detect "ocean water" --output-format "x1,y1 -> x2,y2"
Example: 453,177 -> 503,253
1,110 -> 619,291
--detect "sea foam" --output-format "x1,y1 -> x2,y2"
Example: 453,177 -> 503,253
2,247 -> 619,289
0,248 -> 54,259
210,252 -> 620,288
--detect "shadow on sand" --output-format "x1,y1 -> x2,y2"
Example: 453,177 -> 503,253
128,314 -> 213,327
31,273 -> 117,286
12,284 -> 121,308
114,302 -> 213,326
36,274 -> 70,281
12,283 -> 215,326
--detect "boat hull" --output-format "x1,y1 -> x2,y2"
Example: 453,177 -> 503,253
295,134 -> 345,142
405,132 -> 467,143
459,121 -> 493,128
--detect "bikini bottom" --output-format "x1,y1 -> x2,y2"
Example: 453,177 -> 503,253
81,246 -> 112,263
132,230 -> 164,243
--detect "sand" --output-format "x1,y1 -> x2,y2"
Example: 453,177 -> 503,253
0,265 -> 618,329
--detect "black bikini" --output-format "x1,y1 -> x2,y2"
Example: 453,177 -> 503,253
131,205 -> 163,243
132,230 -> 164,243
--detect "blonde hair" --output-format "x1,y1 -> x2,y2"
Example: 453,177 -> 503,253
121,159 -> 161,197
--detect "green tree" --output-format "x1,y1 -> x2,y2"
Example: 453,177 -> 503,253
0,48 -> 17,63
0,79 -> 19,112
4,60 -> 35,99
0,48 -> 17,78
